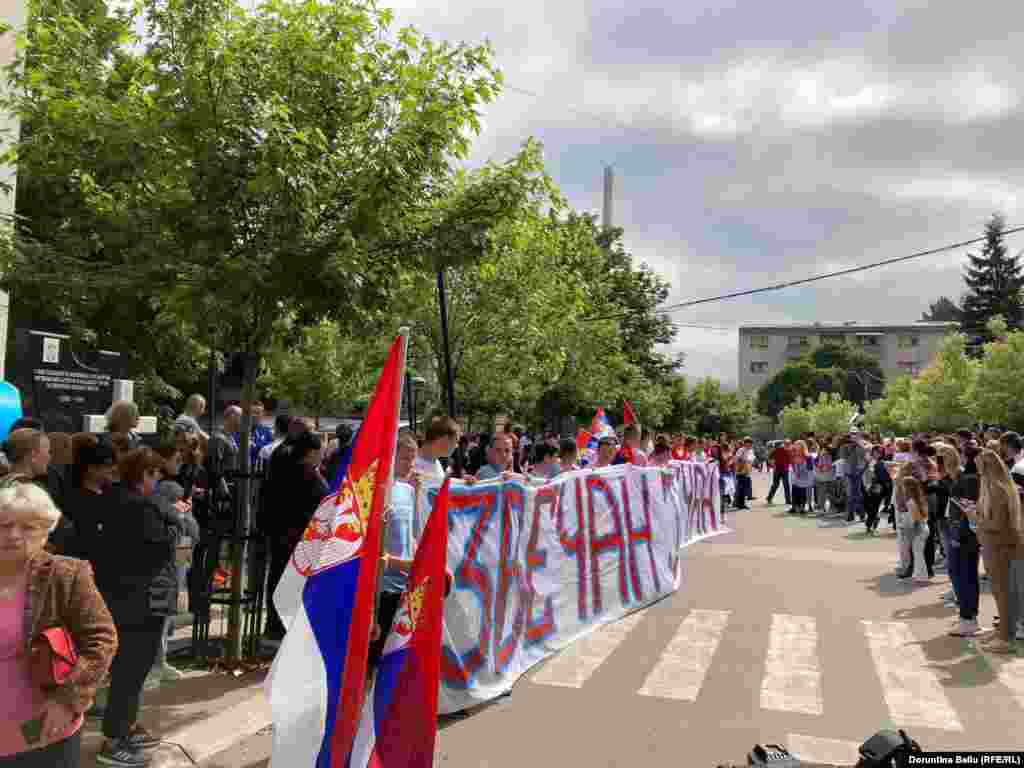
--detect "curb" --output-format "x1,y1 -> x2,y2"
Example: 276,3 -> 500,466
154,682 -> 271,767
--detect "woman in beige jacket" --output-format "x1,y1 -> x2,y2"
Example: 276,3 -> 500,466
974,449 -> 1023,653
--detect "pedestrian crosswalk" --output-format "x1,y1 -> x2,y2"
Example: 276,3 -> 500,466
638,609 -> 730,701
526,607 -> 1024,733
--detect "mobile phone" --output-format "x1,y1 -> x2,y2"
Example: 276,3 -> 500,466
20,717 -> 43,745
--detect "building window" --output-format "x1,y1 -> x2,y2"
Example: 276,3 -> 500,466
750,361 -> 769,374
749,335 -> 769,349
897,335 -> 920,349
820,334 -> 846,346
787,335 -> 809,347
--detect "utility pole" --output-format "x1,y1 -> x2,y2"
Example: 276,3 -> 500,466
602,165 -> 615,232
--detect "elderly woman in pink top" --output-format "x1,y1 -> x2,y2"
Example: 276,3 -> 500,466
0,482 -> 117,767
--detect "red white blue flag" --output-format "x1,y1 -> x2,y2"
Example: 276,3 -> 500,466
350,478 -> 451,768
266,334 -> 405,768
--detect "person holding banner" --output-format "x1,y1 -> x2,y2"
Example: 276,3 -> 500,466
415,418 -> 460,481
559,439 -> 580,473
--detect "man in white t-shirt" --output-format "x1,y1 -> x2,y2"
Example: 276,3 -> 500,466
415,415 -> 461,480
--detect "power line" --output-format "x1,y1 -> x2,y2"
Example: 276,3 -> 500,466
586,225 -> 1024,322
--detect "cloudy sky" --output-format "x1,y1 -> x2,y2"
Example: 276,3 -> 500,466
386,0 -> 1024,387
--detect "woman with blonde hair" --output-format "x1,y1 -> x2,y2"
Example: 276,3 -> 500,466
901,476 -> 931,584
893,462 -> 916,576
974,449 -> 1022,653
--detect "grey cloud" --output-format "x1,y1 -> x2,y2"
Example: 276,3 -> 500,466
386,0 -> 1024,383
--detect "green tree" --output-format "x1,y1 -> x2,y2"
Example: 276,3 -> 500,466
807,392 -> 856,435
967,326 -> 1024,431
3,0 -> 505,657
960,214 -> 1024,339
907,333 -> 976,432
779,399 -> 813,439
260,319 -> 385,428
802,343 -> 885,401
922,296 -> 963,323
756,363 -> 845,419
863,376 -> 915,434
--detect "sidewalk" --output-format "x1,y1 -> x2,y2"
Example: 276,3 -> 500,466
81,668 -> 272,767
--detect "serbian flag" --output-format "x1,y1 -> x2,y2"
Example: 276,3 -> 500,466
587,408 -> 614,451
266,334 -> 406,768
623,400 -> 639,426
575,429 -> 592,452
351,479 -> 451,768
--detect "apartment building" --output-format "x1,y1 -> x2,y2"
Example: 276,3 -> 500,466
738,321 -> 958,393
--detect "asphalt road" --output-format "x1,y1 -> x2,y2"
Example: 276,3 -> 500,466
208,472 -> 1024,768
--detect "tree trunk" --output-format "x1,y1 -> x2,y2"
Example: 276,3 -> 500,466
226,350 -> 259,661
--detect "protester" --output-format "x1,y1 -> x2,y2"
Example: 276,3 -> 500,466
766,440 -> 792,507
975,449 -> 1021,653
80,447 -> 178,766
173,395 -> 209,441
559,439 -> 580,473
0,482 -> 118,768
733,438 -> 754,511
416,417 -> 460,481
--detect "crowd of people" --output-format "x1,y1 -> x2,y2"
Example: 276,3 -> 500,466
6,392 -> 1024,767
741,428 -> 1024,650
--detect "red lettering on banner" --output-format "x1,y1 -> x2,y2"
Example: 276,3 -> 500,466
586,475 -> 628,616
688,465 -> 705,538
494,486 -> 526,674
621,474 -> 661,599
440,489 -> 497,689
525,486 -> 557,646
556,479 -> 589,621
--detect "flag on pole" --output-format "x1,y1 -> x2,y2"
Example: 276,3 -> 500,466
266,333 -> 406,768
587,408 -> 614,452
575,429 -> 592,452
350,478 -> 451,768
623,400 -> 638,426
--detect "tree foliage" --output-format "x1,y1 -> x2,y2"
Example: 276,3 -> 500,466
966,325 -> 1024,431
259,318 -> 386,427
756,343 -> 884,419
960,214 -> 1024,339
922,296 -> 963,323
779,399 -> 813,439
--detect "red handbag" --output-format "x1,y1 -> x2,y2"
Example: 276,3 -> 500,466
30,627 -> 78,688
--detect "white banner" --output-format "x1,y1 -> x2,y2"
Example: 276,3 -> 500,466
415,461 -> 727,713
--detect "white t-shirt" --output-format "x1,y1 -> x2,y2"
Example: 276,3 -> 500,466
415,455 -> 445,481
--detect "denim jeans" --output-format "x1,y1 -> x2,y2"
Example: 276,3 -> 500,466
767,471 -> 790,505
940,521 -> 960,602
955,542 -> 980,620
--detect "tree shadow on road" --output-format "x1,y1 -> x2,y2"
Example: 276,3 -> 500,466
917,637 -> 997,690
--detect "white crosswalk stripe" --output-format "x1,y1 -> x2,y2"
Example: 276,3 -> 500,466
526,605 -> 1024,738
860,620 -> 963,732
786,734 -> 861,765
637,608 -> 731,701
761,614 -> 823,715
530,612 -> 645,688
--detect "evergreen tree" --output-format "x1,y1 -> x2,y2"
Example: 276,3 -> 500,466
921,296 -> 963,323
961,214 -> 1024,339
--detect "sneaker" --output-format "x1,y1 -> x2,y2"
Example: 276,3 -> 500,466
159,663 -> 185,682
126,724 -> 161,751
940,590 -> 955,601
97,739 -> 150,767
949,620 -> 981,637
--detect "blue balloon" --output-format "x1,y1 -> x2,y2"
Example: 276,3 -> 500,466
0,382 -> 24,442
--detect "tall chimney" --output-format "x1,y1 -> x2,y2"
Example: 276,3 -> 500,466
602,165 -> 615,231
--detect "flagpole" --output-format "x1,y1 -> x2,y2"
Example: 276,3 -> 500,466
372,326 -> 410,643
